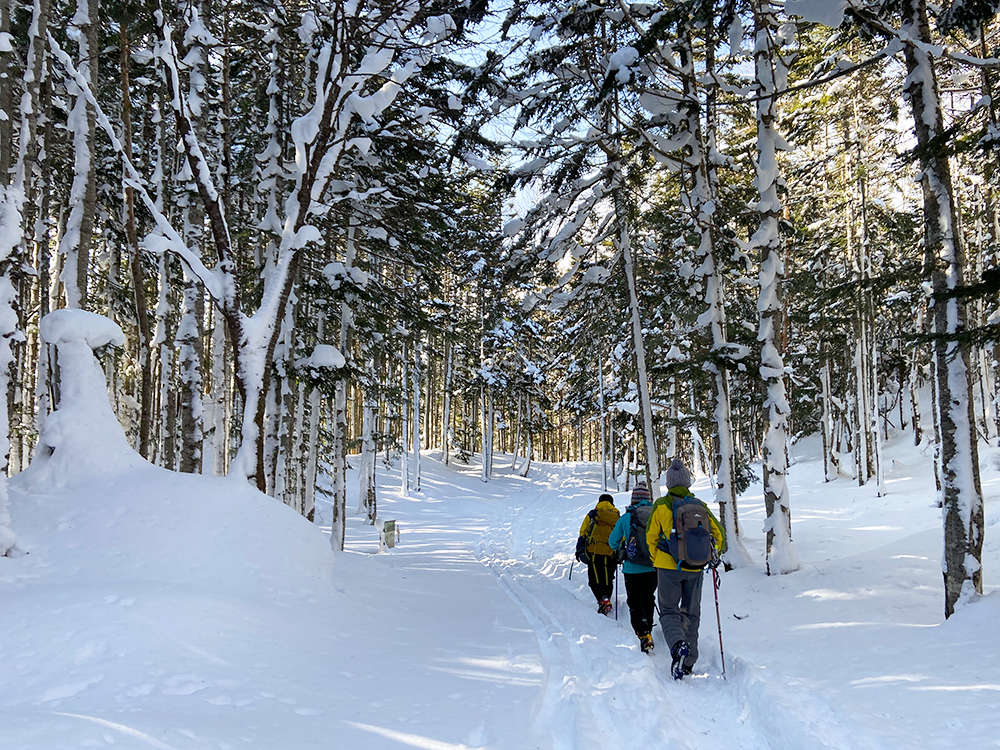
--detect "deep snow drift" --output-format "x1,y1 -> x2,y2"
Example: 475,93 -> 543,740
1,345 -> 998,750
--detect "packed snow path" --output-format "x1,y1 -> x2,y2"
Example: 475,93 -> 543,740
476,460 -> 896,750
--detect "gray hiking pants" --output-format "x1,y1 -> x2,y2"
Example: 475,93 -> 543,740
656,568 -> 704,668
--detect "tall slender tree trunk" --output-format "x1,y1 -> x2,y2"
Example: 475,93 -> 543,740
0,0 -> 21,552
209,309 -> 228,474
441,337 -> 452,466
753,0 -> 799,575
412,333 -> 421,492
0,0 -> 11,182
518,392 -> 533,477
401,348 -> 410,495
910,309 -> 924,446
358,357 -> 377,523
178,275 -> 203,473
678,22 -> 750,564
158,256 -> 177,470
597,348 -> 608,490
59,0 -> 98,309
901,0 -> 984,617
617,193 -> 659,489
120,20 -> 154,459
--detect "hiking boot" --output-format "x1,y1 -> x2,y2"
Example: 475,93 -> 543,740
640,633 -> 654,654
670,640 -> 690,680
598,598 -> 612,616
682,664 -> 693,676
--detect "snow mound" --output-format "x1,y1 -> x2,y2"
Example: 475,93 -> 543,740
11,464 -> 335,590
19,310 -> 144,490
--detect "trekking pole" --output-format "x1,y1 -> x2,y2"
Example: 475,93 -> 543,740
712,563 -> 726,679
569,559 -> 575,580
614,564 -> 619,620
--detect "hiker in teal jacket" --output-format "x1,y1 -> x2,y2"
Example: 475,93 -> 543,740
608,482 -> 658,653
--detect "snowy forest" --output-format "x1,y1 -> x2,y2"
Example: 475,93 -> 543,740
0,0 -> 996,623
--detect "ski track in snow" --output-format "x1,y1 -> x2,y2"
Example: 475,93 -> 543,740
477,462 -> 894,750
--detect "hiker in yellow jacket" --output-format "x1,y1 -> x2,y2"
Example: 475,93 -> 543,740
646,459 -> 725,679
577,493 -> 620,615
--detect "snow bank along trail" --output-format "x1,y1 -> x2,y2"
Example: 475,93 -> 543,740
477,460 -> 895,750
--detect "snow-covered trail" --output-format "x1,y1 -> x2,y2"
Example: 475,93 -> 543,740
6,439 -> 989,749
476,460 -> 895,750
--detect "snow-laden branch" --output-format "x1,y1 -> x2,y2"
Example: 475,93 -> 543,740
46,33 -> 225,301
153,8 -> 238,311
791,0 -> 1000,68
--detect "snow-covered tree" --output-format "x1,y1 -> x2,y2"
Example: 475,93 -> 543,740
751,0 -> 799,575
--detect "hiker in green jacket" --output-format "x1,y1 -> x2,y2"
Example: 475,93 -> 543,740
646,459 -> 725,679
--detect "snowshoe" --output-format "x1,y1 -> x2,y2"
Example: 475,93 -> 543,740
640,634 -> 654,654
670,640 -> 690,680
598,598 -> 612,616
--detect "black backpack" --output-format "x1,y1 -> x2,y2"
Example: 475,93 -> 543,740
620,505 -> 653,567
575,508 -> 598,564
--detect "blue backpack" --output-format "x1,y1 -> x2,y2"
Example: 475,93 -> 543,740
622,505 -> 653,567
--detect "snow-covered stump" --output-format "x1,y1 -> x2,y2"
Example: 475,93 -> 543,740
295,342 -> 347,548
19,310 -> 145,488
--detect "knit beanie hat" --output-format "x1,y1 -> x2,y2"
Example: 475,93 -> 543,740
630,482 -> 651,505
598,493 -> 615,505
665,458 -> 692,490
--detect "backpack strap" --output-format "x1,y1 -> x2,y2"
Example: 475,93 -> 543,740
584,508 -> 599,546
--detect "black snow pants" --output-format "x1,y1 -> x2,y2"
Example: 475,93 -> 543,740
587,553 -> 617,602
623,570 -> 658,636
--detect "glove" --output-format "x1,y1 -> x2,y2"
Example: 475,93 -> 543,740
656,534 -> 671,553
